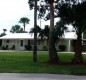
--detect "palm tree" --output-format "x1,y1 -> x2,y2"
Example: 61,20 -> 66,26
29,25 -> 41,33
33,0 -> 37,62
40,25 -> 49,39
28,0 -> 38,62
3,29 -> 7,34
30,25 -> 49,40
28,0 -> 60,63
19,17 -> 30,32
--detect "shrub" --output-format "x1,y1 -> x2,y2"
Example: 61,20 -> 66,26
25,45 -> 31,50
59,45 -> 66,51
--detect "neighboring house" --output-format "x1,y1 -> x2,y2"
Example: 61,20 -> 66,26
58,32 -> 86,52
0,32 -> 85,52
0,33 -> 43,50
58,32 -> 77,52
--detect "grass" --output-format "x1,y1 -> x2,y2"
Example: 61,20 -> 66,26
0,51 -> 86,75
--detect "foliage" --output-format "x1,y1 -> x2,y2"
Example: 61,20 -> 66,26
28,0 -> 82,20
29,25 -> 50,39
19,17 -> 30,31
41,25 -> 50,39
24,45 -> 31,50
58,1 -> 86,33
10,25 -> 24,33
38,25 -> 50,39
29,22 -> 67,41
0,29 -> 7,37
59,45 -> 66,51
29,25 -> 41,33
57,1 -> 86,63
19,17 -> 30,24
0,33 -> 6,37
55,20 -> 68,40
3,29 -> 7,33
28,0 -> 71,63
83,31 -> 86,39
28,0 -> 59,20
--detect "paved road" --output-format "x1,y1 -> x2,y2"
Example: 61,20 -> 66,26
0,73 -> 86,80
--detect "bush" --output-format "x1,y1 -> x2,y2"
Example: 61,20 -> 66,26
25,45 -> 31,50
43,45 -> 48,51
59,45 -> 66,51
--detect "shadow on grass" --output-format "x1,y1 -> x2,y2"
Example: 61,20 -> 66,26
41,61 -> 86,75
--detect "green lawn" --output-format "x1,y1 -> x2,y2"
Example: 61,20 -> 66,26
0,51 -> 86,75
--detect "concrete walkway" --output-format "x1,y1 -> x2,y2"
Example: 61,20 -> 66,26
0,73 -> 86,80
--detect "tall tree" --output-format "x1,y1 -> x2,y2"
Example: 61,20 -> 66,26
33,0 -> 37,62
10,25 -> 23,33
28,0 -> 60,63
47,0 -> 59,63
19,17 -> 30,32
28,0 -> 80,63
28,0 -> 38,62
58,1 -> 86,63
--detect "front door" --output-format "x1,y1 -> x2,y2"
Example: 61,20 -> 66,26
19,40 -> 24,50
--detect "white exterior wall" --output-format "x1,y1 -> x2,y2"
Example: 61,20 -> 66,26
1,39 -> 29,50
16,39 -> 28,50
58,39 -> 73,52
1,39 -> 74,51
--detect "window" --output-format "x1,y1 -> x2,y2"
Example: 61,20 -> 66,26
20,40 -> 23,47
6,40 -> 10,43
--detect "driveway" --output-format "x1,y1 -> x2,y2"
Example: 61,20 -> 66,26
0,73 -> 86,80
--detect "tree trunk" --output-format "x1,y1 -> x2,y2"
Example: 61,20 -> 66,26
72,29 -> 83,64
23,23 -> 25,32
33,0 -> 37,62
48,0 -> 59,63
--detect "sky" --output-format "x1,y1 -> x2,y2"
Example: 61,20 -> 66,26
0,0 -> 30,33
0,0 -> 61,34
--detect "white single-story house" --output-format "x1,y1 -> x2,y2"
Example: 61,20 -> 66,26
0,32 -> 85,52
58,32 -> 86,52
58,32 -> 77,52
0,33 -> 43,50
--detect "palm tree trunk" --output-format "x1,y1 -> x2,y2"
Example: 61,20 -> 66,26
72,29 -> 83,64
48,0 -> 59,63
23,23 -> 25,31
33,0 -> 37,62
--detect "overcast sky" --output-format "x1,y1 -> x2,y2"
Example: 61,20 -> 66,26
0,0 -> 60,34
0,0 -> 29,33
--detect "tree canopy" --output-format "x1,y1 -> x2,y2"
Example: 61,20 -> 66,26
19,17 -> 30,31
57,0 -> 86,63
10,25 -> 24,33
